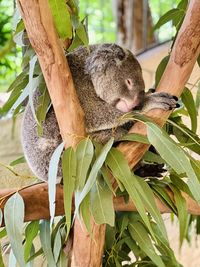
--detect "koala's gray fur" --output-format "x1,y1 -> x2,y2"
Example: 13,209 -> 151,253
22,43 -> 177,181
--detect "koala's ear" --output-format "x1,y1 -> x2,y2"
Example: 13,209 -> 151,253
85,43 -> 126,75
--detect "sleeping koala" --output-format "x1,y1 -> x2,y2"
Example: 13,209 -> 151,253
22,43 -> 178,180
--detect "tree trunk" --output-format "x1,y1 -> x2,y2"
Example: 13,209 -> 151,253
114,0 -> 156,53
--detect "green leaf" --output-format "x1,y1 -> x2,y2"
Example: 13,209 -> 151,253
128,222 -> 165,267
106,148 -> 155,239
143,151 -> 165,164
134,176 -> 168,241
147,122 -> 200,203
151,185 -> 177,214
155,56 -> 169,87
76,23 -> 89,46
10,156 -> 25,166
62,147 -> 76,238
75,138 -> 114,215
181,87 -> 197,132
39,220 -> 56,267
8,249 -> 17,267
177,0 -> 188,10
48,0 -> 72,39
90,177 -> 115,226
0,73 -> 28,115
75,137 -> 94,189
36,84 -> 51,136
153,9 -> 181,31
170,185 -> 188,247
196,82 -> 200,111
119,133 -> 149,144
80,194 -> 91,233
4,193 -> 25,267
48,142 -> 65,225
53,229 -> 62,263
0,246 -> 5,267
68,34 -> 83,52
24,221 -> 39,262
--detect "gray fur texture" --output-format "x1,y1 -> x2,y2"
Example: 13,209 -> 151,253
22,43 -> 177,181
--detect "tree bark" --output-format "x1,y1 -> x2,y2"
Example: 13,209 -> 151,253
1,184 -> 200,224
114,0 -> 155,53
17,1 -> 104,266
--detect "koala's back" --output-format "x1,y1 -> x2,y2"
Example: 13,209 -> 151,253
22,45 -> 125,180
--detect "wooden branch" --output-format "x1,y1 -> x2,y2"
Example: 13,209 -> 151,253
18,0 -> 85,148
17,1 -> 103,266
1,184 -> 200,224
117,0 -> 200,167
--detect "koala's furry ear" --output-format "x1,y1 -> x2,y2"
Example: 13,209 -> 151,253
85,43 -> 126,75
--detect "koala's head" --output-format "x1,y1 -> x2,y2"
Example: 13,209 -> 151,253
85,43 -> 145,113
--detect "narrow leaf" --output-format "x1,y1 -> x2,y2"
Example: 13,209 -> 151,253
4,193 -> 25,267
39,220 -> 56,267
75,138 -> 114,214
48,142 -> 65,225
49,0 -> 72,39
24,221 -> 39,262
62,147 -> 76,238
147,122 -> 200,203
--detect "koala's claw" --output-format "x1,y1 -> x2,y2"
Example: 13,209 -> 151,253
142,92 -> 179,112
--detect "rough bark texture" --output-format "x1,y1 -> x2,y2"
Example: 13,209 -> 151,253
114,0 -> 155,52
17,1 -> 104,266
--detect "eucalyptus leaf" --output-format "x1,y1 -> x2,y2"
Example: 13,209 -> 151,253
24,221 -> 39,262
80,194 -> 91,233
128,222 -> 165,267
147,122 -> 200,203
53,229 -> 62,263
106,148 -> 155,240
48,142 -> 65,225
39,220 -> 56,267
181,87 -> 197,132
170,185 -> 188,247
119,133 -> 149,144
153,9 -> 181,31
74,138 -> 113,216
75,137 -> 94,189
10,156 -> 25,166
62,147 -> 76,238
76,23 -> 89,46
155,56 -> 169,87
8,249 -> 17,267
4,193 -> 25,267
196,82 -> 200,112
90,177 -> 114,226
49,0 -> 72,39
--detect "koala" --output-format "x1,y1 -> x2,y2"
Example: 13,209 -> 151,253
22,43 -> 178,181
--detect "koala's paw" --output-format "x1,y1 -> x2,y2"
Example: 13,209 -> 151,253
142,92 -> 179,112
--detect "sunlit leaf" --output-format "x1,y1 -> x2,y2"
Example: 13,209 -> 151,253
4,193 -> 25,267
39,220 -> 56,267
49,0 -> 72,39
147,122 -> 200,203
62,147 -> 76,238
10,156 -> 25,166
90,177 -> 114,226
181,87 -> 197,132
128,222 -> 165,267
24,221 -> 39,262
74,138 -> 113,215
48,142 -> 65,225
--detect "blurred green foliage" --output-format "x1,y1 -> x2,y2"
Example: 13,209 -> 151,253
0,0 -> 21,92
0,0 -> 184,92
